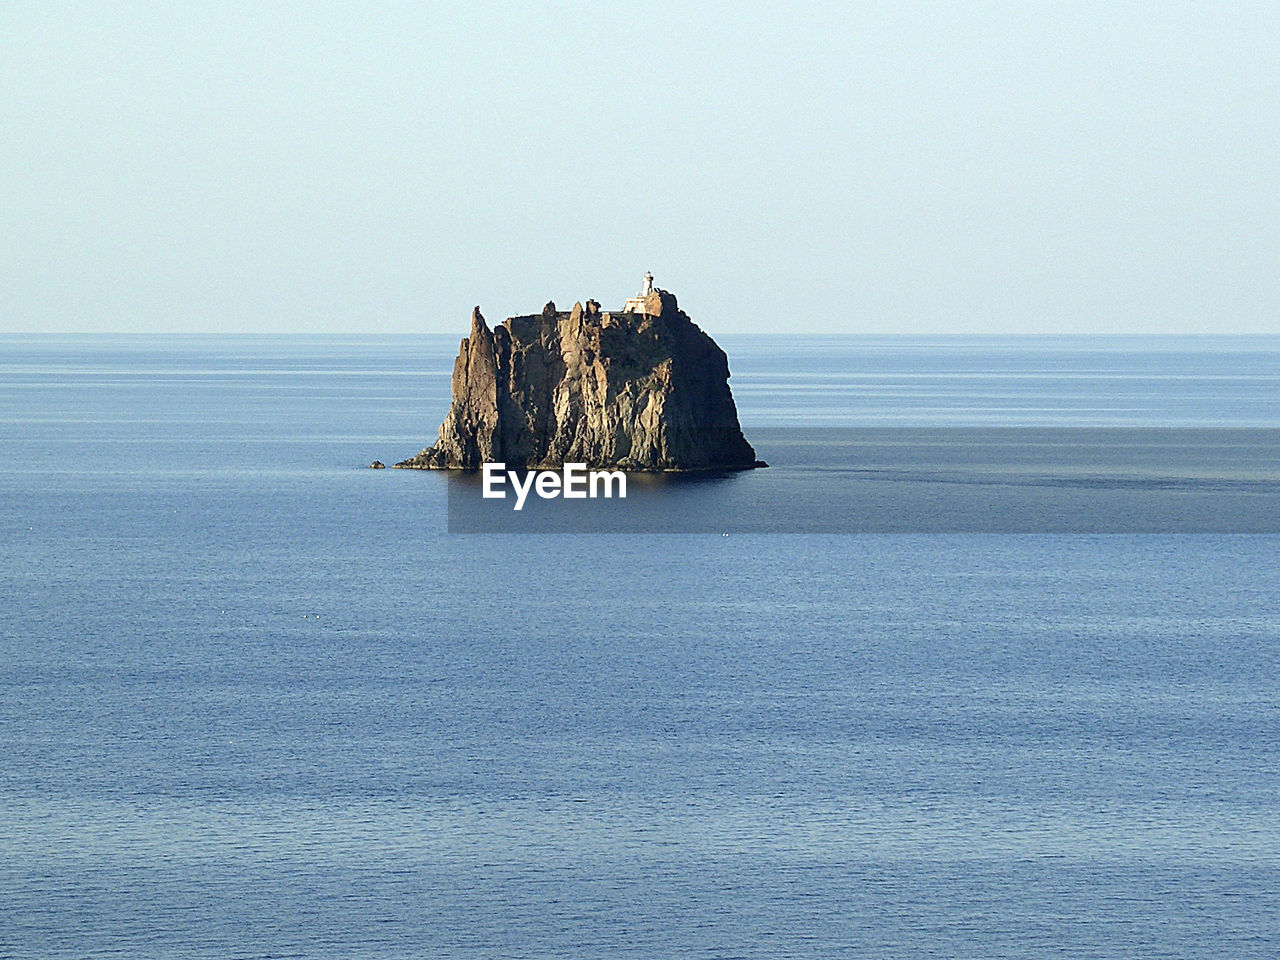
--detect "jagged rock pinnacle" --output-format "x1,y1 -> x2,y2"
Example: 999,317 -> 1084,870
395,288 -> 763,472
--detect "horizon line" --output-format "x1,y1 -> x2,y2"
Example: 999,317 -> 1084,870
3,330 -> 1279,339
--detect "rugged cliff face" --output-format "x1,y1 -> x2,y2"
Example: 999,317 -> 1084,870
395,289 -> 762,471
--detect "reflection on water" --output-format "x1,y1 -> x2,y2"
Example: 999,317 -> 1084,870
444,428 -> 1280,533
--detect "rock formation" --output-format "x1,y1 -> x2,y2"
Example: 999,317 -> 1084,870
395,287 -> 763,471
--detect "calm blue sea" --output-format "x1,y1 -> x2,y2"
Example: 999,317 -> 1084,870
2,335 -> 1279,959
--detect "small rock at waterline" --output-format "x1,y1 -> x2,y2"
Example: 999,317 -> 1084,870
369,460 -> 385,469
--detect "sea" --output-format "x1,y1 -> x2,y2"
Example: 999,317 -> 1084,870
1,334 -> 1278,959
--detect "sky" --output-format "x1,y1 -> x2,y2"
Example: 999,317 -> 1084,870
2,1 -> 1277,335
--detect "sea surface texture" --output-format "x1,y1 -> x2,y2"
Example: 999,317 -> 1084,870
2,335 -> 1278,958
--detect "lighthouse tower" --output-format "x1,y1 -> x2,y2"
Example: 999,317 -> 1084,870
623,272 -> 656,313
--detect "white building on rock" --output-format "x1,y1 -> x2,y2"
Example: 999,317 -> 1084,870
622,272 -> 656,313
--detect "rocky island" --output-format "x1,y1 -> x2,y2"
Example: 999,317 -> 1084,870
395,274 -> 764,472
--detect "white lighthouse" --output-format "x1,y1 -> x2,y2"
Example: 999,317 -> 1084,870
623,272 -> 656,313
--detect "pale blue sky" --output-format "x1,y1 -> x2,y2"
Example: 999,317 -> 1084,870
2,1 -> 1277,334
